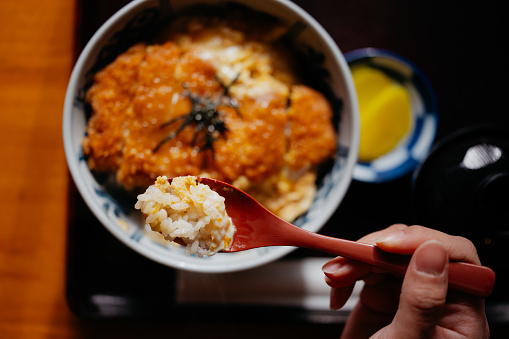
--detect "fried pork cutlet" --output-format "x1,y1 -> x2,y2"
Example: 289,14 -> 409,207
83,13 -> 337,221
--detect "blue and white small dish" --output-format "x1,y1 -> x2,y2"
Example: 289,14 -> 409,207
345,48 -> 438,183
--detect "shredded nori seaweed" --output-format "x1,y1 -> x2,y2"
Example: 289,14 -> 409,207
153,76 -> 240,154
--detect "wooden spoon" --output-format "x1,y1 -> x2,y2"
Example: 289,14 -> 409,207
189,177 -> 496,297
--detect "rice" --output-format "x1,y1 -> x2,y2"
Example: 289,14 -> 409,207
134,176 -> 236,257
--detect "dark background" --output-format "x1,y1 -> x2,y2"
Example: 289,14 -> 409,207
68,0 -> 509,337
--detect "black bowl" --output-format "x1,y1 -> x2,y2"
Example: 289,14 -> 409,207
412,125 -> 509,274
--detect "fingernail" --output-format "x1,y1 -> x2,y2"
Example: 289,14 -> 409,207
415,241 -> 447,276
322,261 -> 341,275
376,230 -> 405,245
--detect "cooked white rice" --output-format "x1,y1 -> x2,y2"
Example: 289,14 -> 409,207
134,176 -> 236,257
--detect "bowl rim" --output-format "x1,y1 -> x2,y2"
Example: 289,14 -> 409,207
63,0 -> 359,273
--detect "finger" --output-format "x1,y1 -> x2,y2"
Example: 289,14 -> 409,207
359,275 -> 402,314
325,272 -> 391,292
376,225 -> 480,264
357,223 -> 408,244
330,284 -> 356,310
340,274 -> 402,339
322,256 -> 371,284
363,271 -> 391,286
323,224 -> 409,284
324,275 -> 357,288
385,240 -> 449,339
322,225 -> 408,286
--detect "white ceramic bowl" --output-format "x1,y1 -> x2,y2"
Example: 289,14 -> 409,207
63,0 -> 359,273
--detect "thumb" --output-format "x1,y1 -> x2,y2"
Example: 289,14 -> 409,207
384,240 -> 449,339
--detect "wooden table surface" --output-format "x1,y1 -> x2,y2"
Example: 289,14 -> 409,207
1,0 -> 508,338
0,0 -> 76,337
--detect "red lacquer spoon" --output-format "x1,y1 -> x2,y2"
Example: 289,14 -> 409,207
191,177 -> 496,297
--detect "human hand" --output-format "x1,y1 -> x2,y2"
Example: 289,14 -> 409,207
322,224 -> 490,339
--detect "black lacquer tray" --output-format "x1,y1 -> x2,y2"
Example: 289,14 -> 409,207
67,0 -> 509,324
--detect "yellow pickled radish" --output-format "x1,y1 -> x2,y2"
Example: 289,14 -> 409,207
352,65 -> 392,111
352,66 -> 412,162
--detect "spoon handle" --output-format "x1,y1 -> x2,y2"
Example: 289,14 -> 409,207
199,177 -> 495,297
288,228 -> 496,298
350,242 -> 494,298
